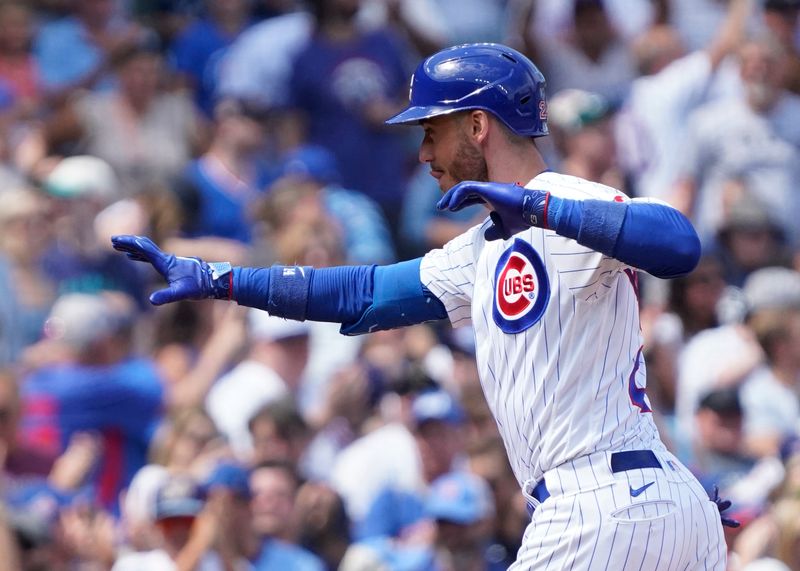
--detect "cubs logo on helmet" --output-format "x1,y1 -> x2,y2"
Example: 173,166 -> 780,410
493,239 -> 549,334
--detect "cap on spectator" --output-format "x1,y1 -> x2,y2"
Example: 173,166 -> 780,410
698,387 -> 742,416
44,293 -> 120,351
426,471 -> 495,524
743,266 -> 800,313
155,476 -> 204,521
717,200 -> 784,242
548,89 -> 611,134
201,461 -> 252,500
411,389 -> 465,426
44,155 -> 119,201
764,0 -> 800,12
123,464 -> 170,524
248,309 -> 310,342
281,145 -> 343,186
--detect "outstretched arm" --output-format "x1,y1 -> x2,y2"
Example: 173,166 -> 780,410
110,236 -> 447,334
437,181 -> 701,278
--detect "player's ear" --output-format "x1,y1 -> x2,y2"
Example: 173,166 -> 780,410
467,110 -> 491,143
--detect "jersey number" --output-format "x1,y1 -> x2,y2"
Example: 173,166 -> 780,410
628,345 -> 651,413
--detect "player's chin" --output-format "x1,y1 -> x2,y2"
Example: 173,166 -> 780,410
438,175 -> 458,193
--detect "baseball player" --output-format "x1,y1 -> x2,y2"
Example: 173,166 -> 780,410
113,43 -> 737,569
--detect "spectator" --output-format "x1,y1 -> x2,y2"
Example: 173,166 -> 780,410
425,471 -> 498,571
517,0 -> 637,104
170,0 -> 253,116
355,388 -> 466,540
356,0 -> 446,56
206,310 -> 309,460
216,3 -> 312,108
524,0 -> 660,44
615,0 -> 751,201
434,0 -> 509,45
38,155 -> 148,307
287,0 -> 414,230
740,303 -> 800,457
20,292 -> 164,513
249,460 -> 325,570
112,474 -> 223,570
44,42 -> 205,196
150,303 -> 249,414
5,482 -> 101,571
150,407 -> 230,480
467,436 -> 527,570
248,399 -> 311,470
0,370 -> 56,488
547,88 -> 625,191
294,481 -> 352,569
643,255 -> 727,439
201,461 -> 263,566
690,386 -> 757,494
669,0 -> 743,51
762,0 -> 800,96
118,464 -> 170,553
0,188 -> 54,365
34,0 -> 150,99
302,363 -> 384,481
714,197 -> 790,288
675,266 -> 800,460
274,144 -> 397,264
174,97 -> 275,246
672,34 -> 800,248
0,2 -> 40,119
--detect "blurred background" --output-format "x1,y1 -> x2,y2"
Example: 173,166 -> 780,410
0,0 -> 799,569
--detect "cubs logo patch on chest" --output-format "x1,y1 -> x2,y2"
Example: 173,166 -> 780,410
493,238 -> 550,333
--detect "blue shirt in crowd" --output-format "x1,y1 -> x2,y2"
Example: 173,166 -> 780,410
20,357 -> 164,512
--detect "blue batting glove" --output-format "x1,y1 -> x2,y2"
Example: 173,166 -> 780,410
436,181 -> 551,241
111,235 -> 232,305
710,485 -> 740,529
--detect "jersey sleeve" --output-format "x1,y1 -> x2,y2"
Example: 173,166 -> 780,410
543,178 -> 628,302
545,233 -> 624,302
419,223 -> 481,326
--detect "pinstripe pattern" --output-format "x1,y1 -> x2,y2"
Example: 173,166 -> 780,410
420,172 -> 725,568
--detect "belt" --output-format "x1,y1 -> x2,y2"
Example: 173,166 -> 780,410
530,450 -> 662,506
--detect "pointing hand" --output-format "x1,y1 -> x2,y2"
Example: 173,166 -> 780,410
111,235 -> 232,305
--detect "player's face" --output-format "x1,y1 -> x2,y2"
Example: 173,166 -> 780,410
419,114 -> 488,192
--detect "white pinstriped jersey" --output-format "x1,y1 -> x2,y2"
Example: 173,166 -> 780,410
420,171 -> 665,488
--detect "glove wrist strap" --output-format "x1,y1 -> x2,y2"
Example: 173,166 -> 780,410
206,262 -> 233,300
521,189 -> 550,230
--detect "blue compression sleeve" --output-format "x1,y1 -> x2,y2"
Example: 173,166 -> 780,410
547,197 -> 700,278
232,259 -> 447,335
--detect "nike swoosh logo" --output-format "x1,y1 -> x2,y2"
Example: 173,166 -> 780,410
630,482 -> 655,497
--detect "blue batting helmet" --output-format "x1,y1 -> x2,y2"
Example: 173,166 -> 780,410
385,43 -> 548,137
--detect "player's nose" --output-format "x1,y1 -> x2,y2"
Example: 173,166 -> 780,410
418,140 -> 433,164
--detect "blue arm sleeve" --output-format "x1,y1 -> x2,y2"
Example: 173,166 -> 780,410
233,259 -> 448,335
547,197 -> 701,278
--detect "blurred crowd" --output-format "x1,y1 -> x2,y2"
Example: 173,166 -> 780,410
0,0 -> 799,570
